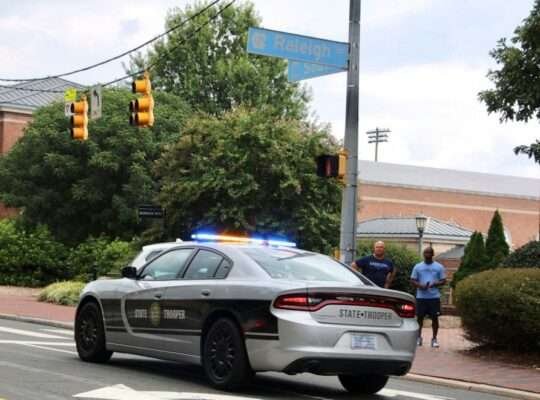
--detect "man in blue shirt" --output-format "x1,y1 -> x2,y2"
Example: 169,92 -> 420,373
410,247 -> 446,348
352,241 -> 396,288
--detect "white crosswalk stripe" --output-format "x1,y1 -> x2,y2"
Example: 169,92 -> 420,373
0,326 -> 66,339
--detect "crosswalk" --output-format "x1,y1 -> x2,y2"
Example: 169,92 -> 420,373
0,322 -> 76,355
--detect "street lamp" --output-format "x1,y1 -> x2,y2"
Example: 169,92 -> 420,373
415,214 -> 428,257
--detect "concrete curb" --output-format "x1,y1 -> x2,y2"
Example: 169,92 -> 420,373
1,313 -> 538,399
0,313 -> 73,330
403,374 -> 540,400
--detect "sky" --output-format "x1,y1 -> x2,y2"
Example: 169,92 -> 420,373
1,0 -> 539,179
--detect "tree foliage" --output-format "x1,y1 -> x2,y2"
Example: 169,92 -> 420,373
485,210 -> 509,267
451,231 -> 487,288
478,1 -> 540,163
155,107 -> 341,253
130,1 -> 309,118
502,240 -> 540,268
0,89 -> 189,243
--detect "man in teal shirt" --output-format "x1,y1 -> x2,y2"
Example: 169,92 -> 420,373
410,247 -> 446,348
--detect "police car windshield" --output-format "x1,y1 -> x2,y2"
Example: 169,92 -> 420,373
242,248 -> 363,282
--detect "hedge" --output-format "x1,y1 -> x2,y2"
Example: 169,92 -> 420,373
455,268 -> 540,352
356,240 -> 421,295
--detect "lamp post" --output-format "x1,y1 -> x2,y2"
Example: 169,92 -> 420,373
415,214 -> 427,257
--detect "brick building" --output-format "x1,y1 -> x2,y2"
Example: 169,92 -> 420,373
357,160 -> 540,249
0,78 -> 83,217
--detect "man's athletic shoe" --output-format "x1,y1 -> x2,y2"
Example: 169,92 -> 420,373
431,338 -> 440,348
417,337 -> 423,346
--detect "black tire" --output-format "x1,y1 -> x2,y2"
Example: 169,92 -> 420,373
338,374 -> 389,394
75,301 -> 112,363
202,318 -> 253,390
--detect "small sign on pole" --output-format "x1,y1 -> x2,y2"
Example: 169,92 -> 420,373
64,88 -> 77,117
90,85 -> 102,120
138,204 -> 165,219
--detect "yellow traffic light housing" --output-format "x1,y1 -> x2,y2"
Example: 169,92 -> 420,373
70,97 -> 88,141
316,149 -> 347,182
130,72 -> 154,127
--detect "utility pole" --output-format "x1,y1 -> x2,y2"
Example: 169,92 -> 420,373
339,0 -> 361,265
366,127 -> 390,162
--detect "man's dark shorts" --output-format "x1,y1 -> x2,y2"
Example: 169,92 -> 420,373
416,298 -> 441,319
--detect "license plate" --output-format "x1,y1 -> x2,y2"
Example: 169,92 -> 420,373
351,334 -> 377,350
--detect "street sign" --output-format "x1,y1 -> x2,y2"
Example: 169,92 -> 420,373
90,85 -> 102,120
247,27 -> 349,69
288,60 -> 345,82
64,102 -> 73,117
138,204 -> 164,219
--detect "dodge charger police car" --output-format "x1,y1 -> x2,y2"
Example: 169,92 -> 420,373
75,234 -> 418,394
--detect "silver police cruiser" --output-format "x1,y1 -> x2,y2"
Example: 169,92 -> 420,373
75,234 -> 418,394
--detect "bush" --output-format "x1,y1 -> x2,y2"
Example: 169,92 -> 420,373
67,237 -> 137,281
38,281 -> 86,306
356,240 -> 421,295
502,241 -> 540,268
455,268 -> 540,352
451,231 -> 487,289
0,220 -> 69,287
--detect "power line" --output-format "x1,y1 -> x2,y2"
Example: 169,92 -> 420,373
0,0 -> 222,83
102,0 -> 236,87
366,127 -> 390,162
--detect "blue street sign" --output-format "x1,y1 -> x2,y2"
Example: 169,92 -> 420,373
288,60 -> 345,82
247,27 -> 349,69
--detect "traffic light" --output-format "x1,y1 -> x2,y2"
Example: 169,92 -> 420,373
130,72 -> 154,127
70,96 -> 88,141
316,149 -> 347,181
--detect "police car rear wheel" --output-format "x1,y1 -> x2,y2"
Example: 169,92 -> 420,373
203,318 -> 252,390
75,301 -> 112,363
338,374 -> 389,394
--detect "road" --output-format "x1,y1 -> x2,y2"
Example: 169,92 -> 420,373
0,319 -> 512,400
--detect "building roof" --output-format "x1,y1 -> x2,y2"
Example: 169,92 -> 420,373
436,245 -> 465,260
357,216 -> 473,242
358,160 -> 540,200
0,78 -> 85,111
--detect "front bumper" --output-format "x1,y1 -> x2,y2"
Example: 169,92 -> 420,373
245,308 -> 418,375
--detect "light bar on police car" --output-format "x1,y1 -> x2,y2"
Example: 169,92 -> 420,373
191,233 -> 296,247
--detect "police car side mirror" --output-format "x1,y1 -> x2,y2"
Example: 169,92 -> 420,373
121,266 -> 138,279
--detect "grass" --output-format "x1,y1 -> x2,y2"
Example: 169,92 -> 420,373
37,281 -> 86,306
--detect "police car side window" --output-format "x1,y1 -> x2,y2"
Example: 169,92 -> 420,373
214,259 -> 232,279
183,250 -> 223,280
140,249 -> 192,281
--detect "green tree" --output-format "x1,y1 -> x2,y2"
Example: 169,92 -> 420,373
154,107 -> 341,253
356,240 -> 421,295
130,1 -> 309,118
0,89 -> 189,244
451,231 -> 488,288
485,210 -> 509,267
478,1 -> 540,164
502,240 -> 540,268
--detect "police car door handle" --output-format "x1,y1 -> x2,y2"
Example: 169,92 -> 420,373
201,289 -> 211,297
154,292 -> 163,299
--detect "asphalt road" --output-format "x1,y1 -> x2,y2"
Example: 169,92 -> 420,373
0,319 -> 512,400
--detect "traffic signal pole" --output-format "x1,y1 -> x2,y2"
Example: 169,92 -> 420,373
339,0 -> 361,265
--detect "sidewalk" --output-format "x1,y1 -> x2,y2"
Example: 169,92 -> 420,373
0,286 -> 539,396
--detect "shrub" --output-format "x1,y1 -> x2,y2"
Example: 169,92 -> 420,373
67,237 -> 137,281
0,220 -> 69,287
455,268 -> 540,352
356,240 -> 421,295
502,241 -> 540,268
485,210 -> 509,267
451,231 -> 487,288
38,281 -> 86,306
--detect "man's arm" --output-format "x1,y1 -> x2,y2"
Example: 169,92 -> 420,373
384,266 -> 397,289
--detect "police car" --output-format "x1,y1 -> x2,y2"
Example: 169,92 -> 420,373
75,234 -> 418,394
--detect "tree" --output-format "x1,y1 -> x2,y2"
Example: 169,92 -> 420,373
451,231 -> 488,288
154,107 -> 341,253
502,240 -> 540,268
0,89 -> 189,244
129,1 -> 309,118
478,1 -> 540,164
485,210 -> 509,267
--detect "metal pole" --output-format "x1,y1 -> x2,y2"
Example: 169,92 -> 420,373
418,232 -> 424,257
374,128 -> 379,162
339,0 -> 361,265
